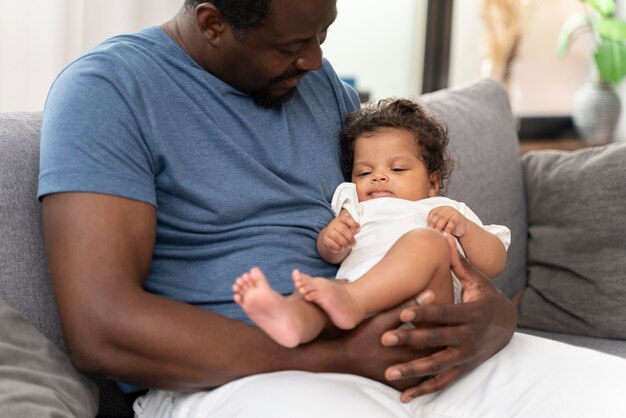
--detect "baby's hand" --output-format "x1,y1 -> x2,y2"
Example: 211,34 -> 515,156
428,206 -> 469,237
319,210 -> 360,253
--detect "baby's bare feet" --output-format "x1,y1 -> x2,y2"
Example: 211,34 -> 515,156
292,270 -> 364,330
233,267 -> 304,348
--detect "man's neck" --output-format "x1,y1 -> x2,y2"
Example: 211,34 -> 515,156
160,9 -> 210,71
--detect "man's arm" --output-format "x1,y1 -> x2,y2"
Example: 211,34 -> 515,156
379,233 -> 517,402
42,192 -> 421,390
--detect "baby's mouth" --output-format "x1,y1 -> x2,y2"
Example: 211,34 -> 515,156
369,190 -> 393,198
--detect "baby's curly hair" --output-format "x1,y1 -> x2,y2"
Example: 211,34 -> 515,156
340,98 -> 453,192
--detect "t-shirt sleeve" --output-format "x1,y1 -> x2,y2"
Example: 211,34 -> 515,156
38,53 -> 157,206
339,79 -> 361,111
321,59 -> 361,113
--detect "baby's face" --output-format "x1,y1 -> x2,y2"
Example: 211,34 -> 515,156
351,127 -> 440,202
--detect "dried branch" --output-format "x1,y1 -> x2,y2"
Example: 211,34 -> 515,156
481,0 -> 535,88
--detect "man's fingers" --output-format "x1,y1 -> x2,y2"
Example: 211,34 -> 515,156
369,302 -> 407,330
445,232 -> 492,292
444,232 -> 464,269
399,367 -> 463,402
384,347 -> 463,381
415,289 -> 435,306
382,322 -> 467,349
396,301 -> 477,326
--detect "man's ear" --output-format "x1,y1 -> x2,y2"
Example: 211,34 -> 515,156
196,3 -> 226,46
428,171 -> 441,197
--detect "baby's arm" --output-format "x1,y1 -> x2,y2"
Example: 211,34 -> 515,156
428,206 -> 507,278
317,209 -> 360,265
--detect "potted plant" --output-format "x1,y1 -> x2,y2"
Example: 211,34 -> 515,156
557,0 -> 626,142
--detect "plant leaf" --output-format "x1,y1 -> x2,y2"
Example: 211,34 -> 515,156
586,0 -> 616,17
593,17 -> 626,41
594,40 -> 626,83
556,14 -> 590,57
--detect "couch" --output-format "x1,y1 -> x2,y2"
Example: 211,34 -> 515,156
1,79 -> 625,417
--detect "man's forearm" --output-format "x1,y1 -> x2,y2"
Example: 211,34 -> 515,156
67,289 -> 342,390
40,192 -> 296,389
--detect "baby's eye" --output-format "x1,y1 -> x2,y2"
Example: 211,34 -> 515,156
391,167 -> 407,172
356,171 -> 371,177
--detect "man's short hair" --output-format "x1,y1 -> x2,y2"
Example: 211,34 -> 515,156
185,0 -> 270,32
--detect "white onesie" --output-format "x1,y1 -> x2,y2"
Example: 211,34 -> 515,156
330,182 -> 511,301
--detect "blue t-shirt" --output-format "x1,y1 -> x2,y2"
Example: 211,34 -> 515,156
38,27 -> 360,322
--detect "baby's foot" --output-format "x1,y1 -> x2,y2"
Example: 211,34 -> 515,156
233,267 -> 305,348
292,270 -> 364,330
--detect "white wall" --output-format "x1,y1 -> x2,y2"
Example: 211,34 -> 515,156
448,1 -> 483,90
0,0 -> 180,112
324,0 -> 427,101
0,0 -> 426,112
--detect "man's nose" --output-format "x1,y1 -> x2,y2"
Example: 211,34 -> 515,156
294,37 -> 323,71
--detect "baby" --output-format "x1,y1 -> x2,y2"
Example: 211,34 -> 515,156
233,98 -> 510,347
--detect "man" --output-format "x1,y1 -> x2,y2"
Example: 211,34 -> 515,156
38,0 -> 625,417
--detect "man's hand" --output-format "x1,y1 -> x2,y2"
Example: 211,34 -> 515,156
324,302 -> 436,391
380,233 -> 517,402
317,209 -> 360,264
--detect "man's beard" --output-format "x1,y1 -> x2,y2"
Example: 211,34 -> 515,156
250,87 -> 297,108
249,70 -> 307,108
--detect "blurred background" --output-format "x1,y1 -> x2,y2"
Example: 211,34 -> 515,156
2,0 -> 625,139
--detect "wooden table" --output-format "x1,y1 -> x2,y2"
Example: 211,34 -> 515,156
518,138 -> 612,155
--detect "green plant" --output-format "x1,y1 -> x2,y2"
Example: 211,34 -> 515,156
557,0 -> 626,84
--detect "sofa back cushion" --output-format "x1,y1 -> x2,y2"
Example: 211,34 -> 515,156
0,80 -> 527,415
419,79 -> 528,298
518,143 -> 626,338
0,112 -> 58,343
0,112 -> 132,417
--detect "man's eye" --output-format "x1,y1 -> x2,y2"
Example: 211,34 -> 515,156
278,48 -> 298,56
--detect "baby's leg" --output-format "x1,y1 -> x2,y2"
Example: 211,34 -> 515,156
233,267 -> 327,347
351,228 -> 454,310
295,228 -> 453,330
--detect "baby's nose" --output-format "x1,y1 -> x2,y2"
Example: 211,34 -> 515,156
372,172 -> 388,182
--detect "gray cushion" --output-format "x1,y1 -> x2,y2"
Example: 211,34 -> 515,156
0,112 -> 133,417
0,112 -> 61,347
518,143 -> 626,338
419,79 -> 528,298
0,296 -> 98,417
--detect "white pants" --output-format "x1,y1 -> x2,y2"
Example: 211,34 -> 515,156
134,333 -> 626,418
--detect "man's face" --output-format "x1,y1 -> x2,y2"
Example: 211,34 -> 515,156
214,0 -> 337,107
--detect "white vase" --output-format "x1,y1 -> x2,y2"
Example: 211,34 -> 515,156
572,81 -> 621,143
